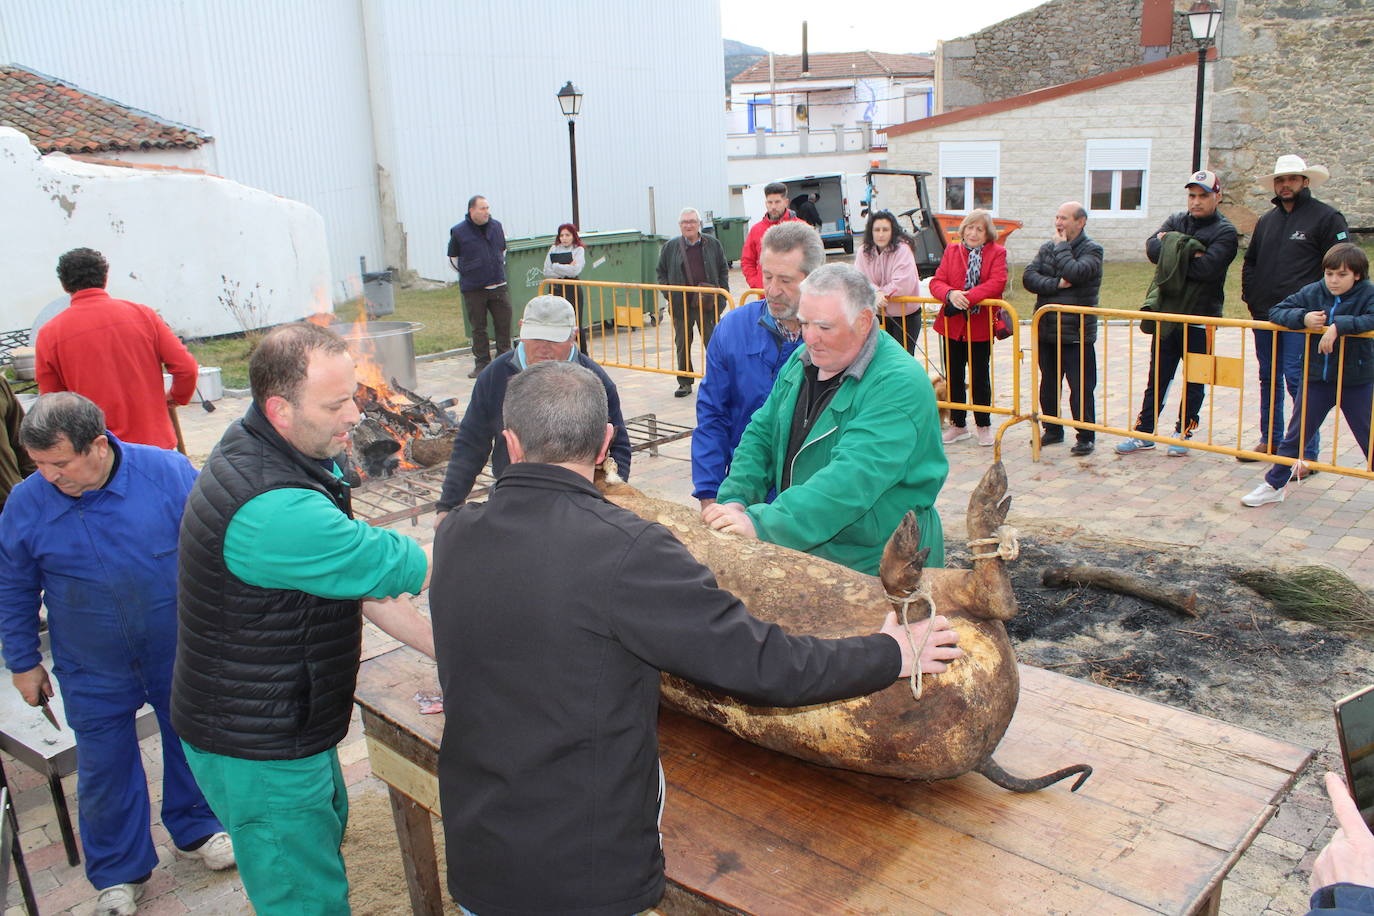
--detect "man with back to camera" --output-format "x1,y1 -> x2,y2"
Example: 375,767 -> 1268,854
1240,154 -> 1349,466
430,359 -> 963,916
171,322 -> 436,915
1023,201 -> 1104,456
692,221 -> 819,508
1115,169 -> 1238,457
36,247 -> 199,450
0,393 -> 233,916
434,295 -> 632,521
449,195 -> 511,378
741,180 -> 805,290
704,263 -> 948,575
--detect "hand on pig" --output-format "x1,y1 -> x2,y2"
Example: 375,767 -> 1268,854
702,502 -> 757,540
881,612 -> 963,678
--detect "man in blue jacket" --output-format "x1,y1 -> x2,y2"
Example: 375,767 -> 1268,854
448,195 -> 510,378
0,393 -> 233,916
692,222 -> 821,508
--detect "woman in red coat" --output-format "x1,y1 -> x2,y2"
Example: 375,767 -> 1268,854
930,209 -> 1008,447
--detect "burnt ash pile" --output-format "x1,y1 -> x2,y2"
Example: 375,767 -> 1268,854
943,533 -> 1362,719
344,380 -> 458,481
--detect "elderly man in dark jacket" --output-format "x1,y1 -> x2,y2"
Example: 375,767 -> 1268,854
657,207 -> 730,397
1116,170 -> 1238,457
1023,201 -> 1104,456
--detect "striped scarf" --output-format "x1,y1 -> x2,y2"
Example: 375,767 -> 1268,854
964,244 -> 983,291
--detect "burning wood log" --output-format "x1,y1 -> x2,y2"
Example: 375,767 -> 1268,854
348,379 -> 460,479
599,462 -> 1091,793
351,417 -> 403,479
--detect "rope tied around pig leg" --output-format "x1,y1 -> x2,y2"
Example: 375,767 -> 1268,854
968,524 -> 1020,562
887,582 -> 937,701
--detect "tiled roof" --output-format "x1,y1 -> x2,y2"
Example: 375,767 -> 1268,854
0,65 -> 209,154
735,51 -> 934,83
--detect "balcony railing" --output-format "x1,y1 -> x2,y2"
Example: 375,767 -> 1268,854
726,123 -> 889,158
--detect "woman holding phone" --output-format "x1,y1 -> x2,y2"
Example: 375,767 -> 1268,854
542,223 -> 587,351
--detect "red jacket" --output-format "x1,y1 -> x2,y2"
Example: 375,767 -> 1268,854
741,210 -> 804,289
36,288 -> 199,449
930,241 -> 1008,343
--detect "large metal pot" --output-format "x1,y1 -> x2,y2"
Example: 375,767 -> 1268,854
332,320 -> 422,390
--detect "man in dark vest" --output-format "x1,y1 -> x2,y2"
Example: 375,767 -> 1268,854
171,323 -> 436,915
449,195 -> 511,378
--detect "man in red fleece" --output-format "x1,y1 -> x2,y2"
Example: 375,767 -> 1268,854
36,248 -> 199,450
741,181 -> 804,289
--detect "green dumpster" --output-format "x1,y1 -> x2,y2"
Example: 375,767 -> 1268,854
708,216 -> 748,266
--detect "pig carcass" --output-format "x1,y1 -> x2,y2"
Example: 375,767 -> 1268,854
602,461 -> 1090,792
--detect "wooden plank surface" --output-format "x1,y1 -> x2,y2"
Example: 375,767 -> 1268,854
354,648 -> 1311,916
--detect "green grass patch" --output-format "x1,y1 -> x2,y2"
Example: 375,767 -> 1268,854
187,285 -> 470,389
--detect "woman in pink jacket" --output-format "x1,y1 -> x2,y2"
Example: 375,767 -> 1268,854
854,210 -> 922,353
930,209 -> 1008,447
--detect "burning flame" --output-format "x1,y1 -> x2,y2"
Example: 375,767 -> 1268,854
339,299 -> 421,479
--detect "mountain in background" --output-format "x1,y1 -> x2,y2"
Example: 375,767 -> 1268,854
724,39 -> 767,93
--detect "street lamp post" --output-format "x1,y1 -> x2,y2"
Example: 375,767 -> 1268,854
1183,0 -> 1223,173
557,81 -> 583,229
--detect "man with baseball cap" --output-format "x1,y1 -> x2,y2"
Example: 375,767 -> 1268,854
435,295 -> 632,520
1240,154 -> 1349,465
1116,169 -> 1238,456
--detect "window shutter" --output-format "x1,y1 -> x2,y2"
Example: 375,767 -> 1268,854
939,142 -> 1000,177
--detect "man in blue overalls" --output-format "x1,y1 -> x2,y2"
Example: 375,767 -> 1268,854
0,393 -> 234,916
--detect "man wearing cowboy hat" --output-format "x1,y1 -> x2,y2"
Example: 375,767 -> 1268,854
1240,154 -> 1349,463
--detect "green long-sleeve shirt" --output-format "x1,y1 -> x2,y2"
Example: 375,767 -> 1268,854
224,472 -> 426,599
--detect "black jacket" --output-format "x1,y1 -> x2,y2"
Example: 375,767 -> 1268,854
1022,232 -> 1104,345
1242,189 -> 1349,320
436,350 -> 633,509
448,217 -> 508,292
173,406 -> 362,760
1145,210 -> 1238,318
431,464 -> 899,916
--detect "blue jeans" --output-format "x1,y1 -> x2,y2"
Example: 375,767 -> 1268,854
1253,327 -> 1319,459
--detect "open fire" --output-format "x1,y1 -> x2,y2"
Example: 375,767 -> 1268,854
327,314 -> 458,481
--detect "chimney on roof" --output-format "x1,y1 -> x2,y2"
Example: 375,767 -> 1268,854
1140,0 -> 1174,62
801,22 -> 809,75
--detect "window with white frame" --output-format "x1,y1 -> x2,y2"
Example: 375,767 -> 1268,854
1085,139 -> 1150,215
939,142 -> 999,214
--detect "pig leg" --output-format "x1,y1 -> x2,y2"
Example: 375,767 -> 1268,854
948,461 -> 1018,621
878,511 -> 929,599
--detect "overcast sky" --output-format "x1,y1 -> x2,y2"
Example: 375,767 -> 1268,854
721,0 -> 1047,54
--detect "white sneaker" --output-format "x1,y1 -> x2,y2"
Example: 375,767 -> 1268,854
975,426 -> 995,447
942,425 -> 970,444
188,831 -> 236,871
95,883 -> 144,916
1241,482 -> 1286,507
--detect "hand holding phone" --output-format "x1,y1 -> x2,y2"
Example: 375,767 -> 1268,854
1311,772 -> 1374,893
1336,684 -> 1374,827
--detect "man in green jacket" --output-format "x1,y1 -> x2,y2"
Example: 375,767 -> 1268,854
704,263 -> 948,574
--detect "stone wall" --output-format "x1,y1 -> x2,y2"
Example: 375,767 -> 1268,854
939,0 -> 1193,111
1210,0 -> 1374,231
887,64 -> 1200,265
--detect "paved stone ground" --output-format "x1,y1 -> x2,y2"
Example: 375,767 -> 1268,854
6,272 -> 1370,914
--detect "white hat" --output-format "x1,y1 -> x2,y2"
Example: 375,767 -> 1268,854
1258,154 -> 1330,190
520,295 -> 576,342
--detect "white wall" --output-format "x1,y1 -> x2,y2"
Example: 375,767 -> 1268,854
362,0 -> 728,280
0,128 -> 330,338
886,64 -> 1206,264
0,0 -> 384,299
1,1 -> 729,290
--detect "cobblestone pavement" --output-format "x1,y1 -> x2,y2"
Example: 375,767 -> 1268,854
6,274 -> 1368,914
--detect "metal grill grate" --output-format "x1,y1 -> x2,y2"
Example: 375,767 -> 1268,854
356,413 -> 693,526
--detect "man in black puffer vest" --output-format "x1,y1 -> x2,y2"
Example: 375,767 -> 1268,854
172,323 -> 434,916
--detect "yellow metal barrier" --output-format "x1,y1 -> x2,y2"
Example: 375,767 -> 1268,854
1030,304 -> 1374,480
885,297 -> 1030,459
537,278 -> 735,379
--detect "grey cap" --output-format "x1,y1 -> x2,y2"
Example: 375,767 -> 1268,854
520,295 -> 576,343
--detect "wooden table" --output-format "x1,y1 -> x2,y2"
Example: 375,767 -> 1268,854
355,647 -> 1311,916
